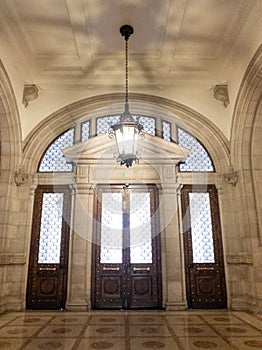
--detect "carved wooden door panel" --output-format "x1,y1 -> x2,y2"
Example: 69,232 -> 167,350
26,185 -> 71,310
92,184 -> 162,309
181,185 -> 227,309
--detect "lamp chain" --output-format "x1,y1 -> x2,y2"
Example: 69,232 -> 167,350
125,37 -> 129,104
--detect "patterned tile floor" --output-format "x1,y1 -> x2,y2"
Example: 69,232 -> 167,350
0,310 -> 261,349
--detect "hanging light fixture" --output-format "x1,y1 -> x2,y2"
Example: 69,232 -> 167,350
109,25 -> 143,168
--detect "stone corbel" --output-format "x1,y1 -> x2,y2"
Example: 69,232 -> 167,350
14,168 -> 30,186
213,84 -> 230,107
22,84 -> 39,107
223,165 -> 238,186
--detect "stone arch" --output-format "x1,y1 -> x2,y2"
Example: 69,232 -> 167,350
229,44 -> 262,311
22,93 -> 230,175
231,44 -> 262,245
0,60 -> 22,180
0,59 -> 23,312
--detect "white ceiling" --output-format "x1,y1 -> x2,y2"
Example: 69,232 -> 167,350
0,0 -> 261,137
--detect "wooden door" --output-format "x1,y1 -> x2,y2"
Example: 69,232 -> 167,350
26,185 -> 71,310
92,184 -> 162,309
181,185 -> 227,309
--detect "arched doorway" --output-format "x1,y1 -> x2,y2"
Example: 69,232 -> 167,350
24,95 -> 229,311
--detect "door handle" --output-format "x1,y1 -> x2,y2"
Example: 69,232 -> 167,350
133,267 -> 150,271
103,267 -> 120,271
39,267 -> 56,271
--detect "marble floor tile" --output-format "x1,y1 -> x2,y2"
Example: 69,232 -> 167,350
8,315 -> 52,326
89,315 -> 126,325
212,324 -> 262,337
129,324 -> 172,337
0,338 -> 27,350
0,325 -> 40,338
37,325 -> 83,338
23,337 -> 76,350
236,312 -> 262,330
228,337 -> 262,349
84,325 -> 125,337
128,315 -> 165,325
77,337 -> 126,350
165,315 -> 204,325
178,336 -> 234,350
170,324 -> 218,337
130,337 -> 181,350
50,315 -> 90,325
200,314 -> 245,325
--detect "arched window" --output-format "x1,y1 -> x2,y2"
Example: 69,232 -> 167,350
38,128 -> 75,172
177,128 -> 214,172
37,119 -> 214,173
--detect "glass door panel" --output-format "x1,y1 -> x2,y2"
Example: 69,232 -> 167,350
100,192 -> 123,263
38,193 -> 64,264
189,192 -> 215,263
130,192 -> 152,264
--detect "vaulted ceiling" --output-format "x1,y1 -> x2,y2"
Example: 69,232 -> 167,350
0,0 -> 261,138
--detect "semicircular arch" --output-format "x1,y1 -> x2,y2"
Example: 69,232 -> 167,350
22,93 -> 230,174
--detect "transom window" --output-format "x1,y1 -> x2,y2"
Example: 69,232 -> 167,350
38,115 -> 214,173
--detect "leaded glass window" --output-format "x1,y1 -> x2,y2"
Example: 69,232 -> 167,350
134,116 -> 155,135
97,115 -> 121,135
81,121 -> 90,141
130,192 -> 152,263
38,128 -> 74,172
38,193 -> 64,263
100,192 -> 123,263
178,128 -> 214,172
189,192 -> 215,263
96,115 -> 155,136
162,121 -> 171,141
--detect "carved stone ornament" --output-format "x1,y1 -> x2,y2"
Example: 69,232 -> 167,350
22,84 -> 39,107
14,168 -> 30,186
213,84 -> 230,107
223,165 -> 238,186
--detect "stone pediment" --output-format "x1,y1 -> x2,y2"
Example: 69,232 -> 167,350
63,133 -> 189,165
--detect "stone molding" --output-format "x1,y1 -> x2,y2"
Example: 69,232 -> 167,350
213,84 -> 230,107
226,253 -> 253,265
14,168 -> 30,186
0,254 -> 26,265
223,165 -> 239,186
22,84 -> 39,107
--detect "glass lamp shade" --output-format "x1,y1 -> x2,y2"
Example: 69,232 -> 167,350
111,112 -> 143,168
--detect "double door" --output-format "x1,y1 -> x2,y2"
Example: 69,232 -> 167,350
92,184 -> 162,309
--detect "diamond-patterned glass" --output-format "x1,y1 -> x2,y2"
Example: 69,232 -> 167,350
178,128 -> 214,172
130,192 -> 152,263
81,121 -> 90,141
38,128 -> 74,172
134,116 -> 155,135
100,192 -> 123,263
38,193 -> 64,264
97,115 -> 155,136
162,121 -> 171,141
97,115 -> 121,135
189,192 -> 215,263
